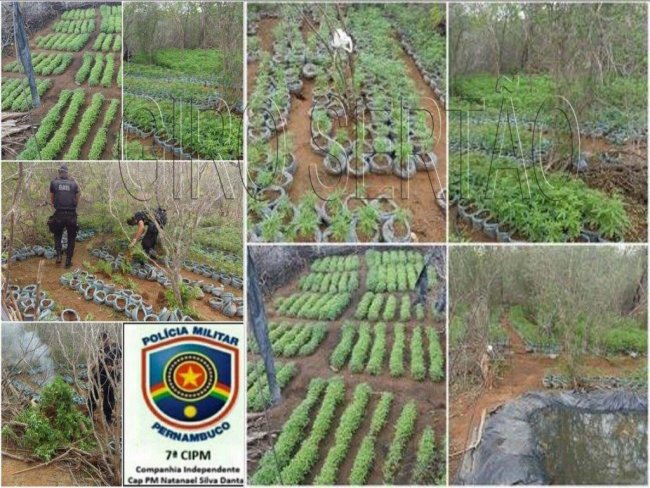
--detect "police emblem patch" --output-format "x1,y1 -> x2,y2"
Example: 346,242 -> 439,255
142,336 -> 238,430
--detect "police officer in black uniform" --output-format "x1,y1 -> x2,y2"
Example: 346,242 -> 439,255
48,165 -> 80,268
88,332 -> 121,425
126,207 -> 166,257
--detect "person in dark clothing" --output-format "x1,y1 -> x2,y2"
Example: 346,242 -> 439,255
126,208 -> 166,257
48,165 -> 80,268
89,333 -> 121,425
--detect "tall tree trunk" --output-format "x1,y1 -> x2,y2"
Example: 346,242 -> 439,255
247,253 -> 281,406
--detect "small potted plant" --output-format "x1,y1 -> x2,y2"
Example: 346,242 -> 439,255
348,140 -> 369,178
292,192 -> 323,242
370,136 -> 393,174
318,188 -> 346,224
393,141 -> 416,179
324,209 -> 356,243
355,203 -> 381,242
382,207 -> 413,243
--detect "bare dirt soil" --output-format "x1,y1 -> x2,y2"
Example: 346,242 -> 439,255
4,238 -> 242,322
249,16 -> 446,243
248,255 -> 446,484
449,315 -> 644,479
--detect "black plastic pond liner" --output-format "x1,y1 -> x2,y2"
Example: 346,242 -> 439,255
455,390 -> 647,485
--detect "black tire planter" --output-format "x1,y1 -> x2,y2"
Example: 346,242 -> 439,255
347,154 -> 370,178
61,309 -> 80,321
302,63 -> 318,79
257,185 -> 286,211
382,216 -> 412,243
310,133 -> 331,156
471,209 -> 491,231
436,188 -> 447,211
370,195 -> 399,223
392,156 -> 417,179
322,222 -> 359,243
277,170 -> 294,192
323,153 -> 348,176
369,153 -> 394,174
416,151 -> 438,171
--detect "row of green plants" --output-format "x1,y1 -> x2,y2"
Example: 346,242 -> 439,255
275,291 -> 352,321
123,94 -> 241,160
313,383 -> 372,484
252,322 -> 328,357
1,78 -> 52,112
247,362 -> 298,412
88,98 -> 119,160
61,7 -> 95,20
36,32 -> 91,51
366,249 -> 425,267
365,262 -> 426,293
298,270 -> 359,294
123,65 -> 217,100
278,377 -> 346,484
52,18 -> 95,33
63,92 -> 104,159
99,5 -> 122,33
250,374 -> 436,485
355,292 -> 425,322
451,152 -> 630,241
250,378 -> 328,484
312,255 -> 360,273
93,33 -> 121,52
84,53 -> 116,87
508,305 -> 558,350
330,321 -> 444,381
388,3 -> 446,92
382,401 -> 418,483
5,53 -> 73,76
348,391 -> 393,484
17,88 -> 118,160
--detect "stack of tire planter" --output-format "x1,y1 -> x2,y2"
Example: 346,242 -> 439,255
4,284 -> 60,321
61,268 -> 194,322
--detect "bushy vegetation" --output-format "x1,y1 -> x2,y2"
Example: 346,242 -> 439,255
1,377 -> 93,461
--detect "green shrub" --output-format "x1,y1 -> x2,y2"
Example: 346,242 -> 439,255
399,295 -> 412,321
382,295 -> 397,321
3,377 -> 94,461
389,323 -> 406,376
412,426 -> 437,484
349,392 -> 393,484
330,322 -> 356,370
314,383 -> 372,484
411,326 -> 426,381
349,322 -> 372,373
366,322 -> 387,375
382,401 -> 417,483
251,378 -> 326,484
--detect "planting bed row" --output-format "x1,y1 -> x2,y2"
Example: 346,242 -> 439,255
354,292 -> 428,322
274,291 -> 352,321
248,361 -> 298,412
75,53 -> 120,87
36,32 -> 91,52
330,322 -> 444,381
248,321 -> 329,358
250,377 -> 444,485
17,88 -> 120,160
1,78 -> 53,112
4,52 -> 73,76
92,33 -> 122,52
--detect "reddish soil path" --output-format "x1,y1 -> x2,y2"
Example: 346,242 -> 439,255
449,314 -> 644,479
248,256 -> 446,483
4,237 -> 242,322
2,456 -> 76,487
248,14 -> 446,242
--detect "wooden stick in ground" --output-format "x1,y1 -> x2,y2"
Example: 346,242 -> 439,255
33,259 -> 44,317
450,408 -> 487,458
1,450 -> 31,462
11,448 -> 72,475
